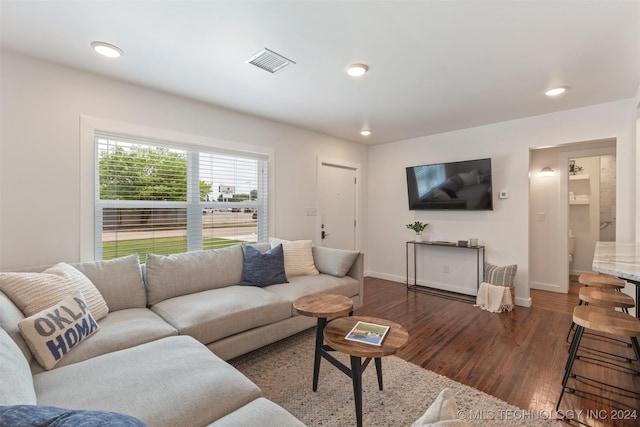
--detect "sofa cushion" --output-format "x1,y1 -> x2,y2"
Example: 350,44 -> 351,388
241,244 -> 288,287
269,238 -> 319,277
72,254 -> 147,311
265,274 -> 360,315
0,262 -> 109,320
0,405 -> 147,427
484,263 -> 517,287
37,308 -> 178,371
0,289 -> 32,361
18,293 -> 99,370
312,246 -> 359,277
0,327 -> 37,405
34,335 -> 262,427
150,286 -> 292,344
242,242 -> 271,253
145,245 -> 244,306
209,397 -> 305,427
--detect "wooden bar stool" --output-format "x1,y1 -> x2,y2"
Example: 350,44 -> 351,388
579,272 -> 625,289
557,306 -> 640,416
565,288 -> 635,343
565,274 -> 629,343
569,288 -> 636,359
579,287 -> 634,309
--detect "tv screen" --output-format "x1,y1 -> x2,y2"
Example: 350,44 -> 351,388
406,158 -> 493,210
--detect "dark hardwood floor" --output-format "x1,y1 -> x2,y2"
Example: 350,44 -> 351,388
353,277 -> 639,426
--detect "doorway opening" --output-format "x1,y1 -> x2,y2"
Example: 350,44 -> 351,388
568,154 -> 616,278
529,138 -> 616,294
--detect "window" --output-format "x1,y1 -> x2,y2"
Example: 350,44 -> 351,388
95,134 -> 269,261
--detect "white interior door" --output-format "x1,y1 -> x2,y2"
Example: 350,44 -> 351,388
318,161 -> 357,250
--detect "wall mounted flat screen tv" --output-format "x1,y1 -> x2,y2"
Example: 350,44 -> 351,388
406,158 -> 493,210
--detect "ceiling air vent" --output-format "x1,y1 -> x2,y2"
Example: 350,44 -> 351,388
246,48 -> 296,74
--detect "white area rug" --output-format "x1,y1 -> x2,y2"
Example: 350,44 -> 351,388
229,328 -> 560,426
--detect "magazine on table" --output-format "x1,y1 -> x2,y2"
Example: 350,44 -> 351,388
345,321 -> 390,346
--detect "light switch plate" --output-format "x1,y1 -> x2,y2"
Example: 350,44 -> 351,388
499,191 -> 509,199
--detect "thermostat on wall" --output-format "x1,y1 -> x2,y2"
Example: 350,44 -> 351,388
499,190 -> 509,199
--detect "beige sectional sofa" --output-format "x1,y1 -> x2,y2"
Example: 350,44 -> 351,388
0,242 -> 363,426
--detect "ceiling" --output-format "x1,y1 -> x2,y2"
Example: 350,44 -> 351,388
1,1 -> 639,145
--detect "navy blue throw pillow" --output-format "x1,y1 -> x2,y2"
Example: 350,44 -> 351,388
241,244 -> 288,287
0,405 -> 148,426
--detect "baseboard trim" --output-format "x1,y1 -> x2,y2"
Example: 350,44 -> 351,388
530,280 -> 564,293
367,271 -> 534,307
407,285 -> 477,304
366,271 -> 404,283
515,296 -> 532,308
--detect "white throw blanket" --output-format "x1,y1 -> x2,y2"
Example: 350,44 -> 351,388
474,282 -> 513,313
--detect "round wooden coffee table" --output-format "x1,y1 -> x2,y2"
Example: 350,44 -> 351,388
293,293 -> 354,391
324,315 -> 409,427
293,293 -> 353,319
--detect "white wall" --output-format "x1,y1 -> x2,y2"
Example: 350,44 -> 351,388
368,100 -> 637,307
0,51 -> 368,270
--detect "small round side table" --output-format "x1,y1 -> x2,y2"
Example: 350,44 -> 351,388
293,293 -> 354,391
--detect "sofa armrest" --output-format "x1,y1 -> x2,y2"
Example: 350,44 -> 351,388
346,253 -> 364,309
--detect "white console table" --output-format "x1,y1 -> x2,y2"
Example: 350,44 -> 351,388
405,241 -> 486,297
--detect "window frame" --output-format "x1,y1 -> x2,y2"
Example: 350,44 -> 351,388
80,116 -> 274,262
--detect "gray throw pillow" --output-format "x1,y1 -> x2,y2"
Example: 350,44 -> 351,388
241,244 -> 288,287
312,246 -> 359,277
484,263 -> 517,287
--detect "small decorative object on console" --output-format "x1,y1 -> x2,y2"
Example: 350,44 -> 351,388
457,240 -> 468,247
406,221 -> 429,242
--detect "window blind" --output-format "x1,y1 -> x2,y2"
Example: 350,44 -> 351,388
95,134 -> 269,261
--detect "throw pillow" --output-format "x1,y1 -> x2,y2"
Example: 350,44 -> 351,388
312,246 -> 359,277
18,292 -> 99,370
0,405 -> 147,427
269,238 -> 319,277
241,244 -> 288,287
410,388 -> 469,426
0,263 -> 109,320
484,263 -> 517,287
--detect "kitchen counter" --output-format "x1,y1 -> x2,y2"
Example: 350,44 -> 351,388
592,241 -> 640,317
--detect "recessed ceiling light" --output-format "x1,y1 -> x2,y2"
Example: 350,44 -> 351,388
347,64 -> 369,77
360,129 -> 372,136
545,86 -> 567,97
91,41 -> 123,58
